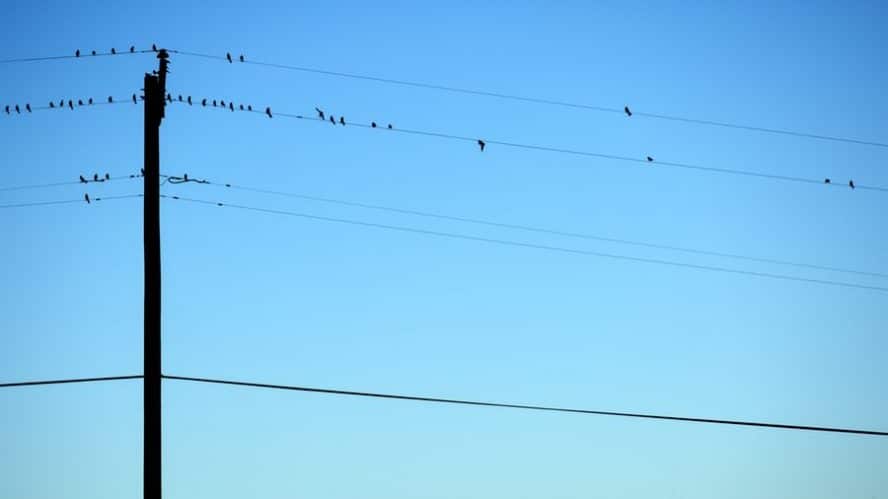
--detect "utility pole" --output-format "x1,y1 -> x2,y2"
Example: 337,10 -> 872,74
144,48 -> 168,499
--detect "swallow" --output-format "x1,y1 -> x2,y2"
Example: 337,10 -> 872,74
130,46 -> 135,53
478,139 -> 486,152
111,48 -> 116,55
167,94 -> 172,102
75,49 -> 80,57
266,107 -> 273,118
92,174 -> 98,182
26,104 -> 31,113
226,52 -> 232,63
79,175 -> 87,183
183,173 -> 189,181
239,54 -> 244,62
178,95 -> 182,102
647,156 -> 654,162
371,122 -> 377,128
133,94 -> 137,104
213,100 -> 217,107
824,178 -> 831,184
315,107 -> 325,120
141,168 -> 145,176
84,193 -> 90,204
60,99 -> 64,107
239,104 -> 244,110
849,180 -> 855,189
3,106 -> 8,114
108,96 -> 113,103
339,116 -> 345,125
624,106 -> 632,117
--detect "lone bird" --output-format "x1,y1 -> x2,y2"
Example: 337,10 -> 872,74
329,115 -> 336,124
849,180 -> 855,189
239,54 -> 244,62
624,106 -> 632,117
315,107 -> 325,120
371,122 -> 377,128
108,96 -> 113,103
265,107 -> 273,118
130,46 -> 135,53
133,94 -> 137,104
26,104 -> 31,113
79,175 -> 87,183
75,49 -> 80,57
824,178 -> 831,184
646,156 -> 654,162
111,47 -> 116,54
339,116 -> 345,126
84,193 -> 90,204
478,139 -> 486,152
226,52 -> 233,63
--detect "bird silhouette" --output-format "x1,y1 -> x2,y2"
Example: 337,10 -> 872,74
79,175 -> 87,183
247,105 -> 252,111
202,98 -> 207,106
315,107 -> 325,120
108,96 -> 113,103
187,96 -> 192,105
141,168 -> 145,176
111,48 -> 116,55
60,99 -> 65,107
478,139 -> 486,152
239,104 -> 244,110
78,99 -> 83,106
84,193 -> 90,204
93,174 -> 99,181
371,122 -> 377,128
49,101 -> 55,108
239,54 -> 244,62
646,156 -> 654,162
105,173 -> 110,180
266,107 -> 273,118
14,105 -> 20,113
212,100 -> 217,107
388,124 -> 393,129
130,46 -> 135,53
91,50 -> 96,56
75,49 -> 80,57
824,178 -> 831,184
3,106 -> 8,114
68,100 -> 74,109
133,94 -> 137,104
330,115 -> 336,124
26,104 -> 31,113
88,98 -> 93,105
624,106 -> 632,117
229,102 -> 234,111
178,95 -> 182,102
167,94 -> 173,103
152,44 -> 157,52
226,52 -> 233,63
849,180 -> 855,189
183,173 -> 189,181
339,116 -> 345,125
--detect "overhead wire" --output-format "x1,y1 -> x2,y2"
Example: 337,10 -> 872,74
0,173 -> 142,193
160,193 -> 888,294
0,375 -> 143,388
0,47 -> 155,64
0,193 -> 142,209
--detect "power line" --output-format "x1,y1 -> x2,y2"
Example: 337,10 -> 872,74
164,173 -> 888,280
1,94 -> 141,116
160,193 -> 888,294
0,173 -> 142,193
0,375 -> 143,388
0,47 -> 155,64
169,49 -> 888,150
0,193 -> 142,209
166,99 -> 888,194
162,374 -> 888,437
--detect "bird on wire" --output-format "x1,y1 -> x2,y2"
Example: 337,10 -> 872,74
478,139 -> 486,152
624,105 -> 632,117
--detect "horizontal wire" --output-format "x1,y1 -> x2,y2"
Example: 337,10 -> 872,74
163,374 -> 888,437
0,174 -> 141,193
0,375 -> 143,388
0,48 -> 155,64
165,99 -> 888,193
169,49 -> 888,149
1,95 -> 142,116
0,193 -> 142,209
162,174 -> 887,280
161,193 -> 888,294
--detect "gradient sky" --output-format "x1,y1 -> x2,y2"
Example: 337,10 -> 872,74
2,1 -> 887,498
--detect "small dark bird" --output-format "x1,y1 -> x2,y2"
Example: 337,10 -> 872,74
315,107 -> 325,120
78,99 -> 83,106
60,99 -> 64,107
108,96 -> 113,103
88,98 -> 93,105
26,104 -> 31,113
68,100 -> 74,109
478,139 -> 486,152
239,104 -> 244,110
84,193 -> 90,204
91,50 -> 96,56
105,173 -> 110,180
646,156 -> 654,162
167,94 -> 172,102
226,52 -> 233,63
330,115 -> 336,124
152,44 -> 157,52
371,122 -> 377,128
93,174 -> 99,181
387,124 -> 393,129
49,101 -> 55,108
239,54 -> 244,62
178,95 -> 182,102
75,49 -> 80,57
824,178 -> 831,184
3,106 -> 8,114
130,46 -> 135,53
183,173 -> 189,181
849,180 -> 855,189
111,48 -> 116,54
339,116 -> 345,126
212,100 -> 217,107
265,107 -> 273,118
247,105 -> 252,111
624,106 -> 632,117
229,102 -> 234,111
79,175 -> 87,183
187,96 -> 192,105
202,98 -> 207,106
15,105 -> 20,113
220,99 -> 225,107
141,168 -> 145,176
133,94 -> 137,104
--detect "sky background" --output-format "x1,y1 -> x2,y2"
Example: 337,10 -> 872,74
2,1 -> 887,498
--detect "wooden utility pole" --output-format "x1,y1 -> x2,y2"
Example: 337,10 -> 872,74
144,48 -> 168,499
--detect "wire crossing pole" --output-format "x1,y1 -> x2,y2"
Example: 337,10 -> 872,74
144,48 -> 168,499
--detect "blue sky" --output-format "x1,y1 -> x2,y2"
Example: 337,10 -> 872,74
2,1 -> 887,498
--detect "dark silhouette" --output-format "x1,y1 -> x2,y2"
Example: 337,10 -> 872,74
201,98 -> 207,106
26,104 -> 31,113
78,99 -> 84,106
84,193 -> 90,204
330,115 -> 336,124
79,175 -> 87,183
239,54 -> 245,62
105,173 -> 110,180
88,98 -> 93,105
108,96 -> 113,103
266,107 -> 273,118
167,94 -> 173,103
647,156 -> 654,162
849,180 -> 855,189
133,94 -> 138,104
220,99 -> 225,107
178,95 -> 182,102
187,96 -> 192,105
226,52 -> 233,63
3,105 -> 8,114
371,122 -> 377,128
60,99 -> 65,107
75,49 -> 80,57
93,174 -> 99,181
91,50 -> 96,56
130,46 -> 135,53
15,105 -> 20,114
248,105 -> 252,111
315,107 -> 325,120
478,139 -> 486,152
68,100 -> 74,109
50,101 -> 55,108
141,168 -> 145,176
152,44 -> 157,52
239,104 -> 244,110
212,100 -> 217,107
111,48 -> 116,54
388,124 -> 393,129
624,105 -> 632,117
824,178 -> 831,184
339,116 -> 345,125
229,102 -> 234,111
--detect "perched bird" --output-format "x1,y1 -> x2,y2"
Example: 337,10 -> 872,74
229,102 -> 234,111
371,122 -> 377,128
824,178 -> 831,184
247,105 -> 252,111
130,46 -> 135,53
201,98 -> 207,106
849,180 -> 855,189
646,156 -> 654,162
78,99 -> 83,106
84,193 -> 90,204
624,106 -> 632,117
212,100 -> 217,107
187,96 -> 192,105
387,124 -> 393,129
265,106 -> 273,118
339,116 -> 345,126
183,173 -> 189,181
93,174 -> 99,181
239,104 -> 244,110
26,104 -> 31,113
105,173 -> 110,180
75,49 -> 80,57
220,99 -> 225,107
79,175 -> 87,183
91,50 -> 96,56
141,168 -> 145,176
108,96 -> 113,103
226,52 -> 233,63
178,95 -> 182,102
167,94 -> 172,102
59,99 -> 65,107
68,100 -> 74,109
133,94 -> 138,104
111,47 -> 116,54
152,44 -> 157,52
315,107 -> 325,120
3,106 -> 8,114
14,105 -> 19,113
477,139 -> 486,152
88,98 -> 93,105
239,54 -> 244,62
49,101 -> 55,108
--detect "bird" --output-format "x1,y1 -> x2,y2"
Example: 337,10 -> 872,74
646,156 -> 654,162
49,101 -> 55,108
152,44 -> 157,52
478,139 -> 486,152
824,178 -> 831,184
75,49 -> 80,57
3,106 -> 8,114
849,180 -> 855,189
624,106 -> 632,117
178,95 -> 182,102
91,50 -> 96,56
226,52 -> 232,63
239,54 -> 244,62
212,100 -> 217,107
133,94 -> 137,104
387,124 -> 393,129
79,175 -> 87,183
220,99 -> 225,107
130,46 -> 135,53
26,104 -> 31,113
108,96 -> 113,103
239,104 -> 244,110
167,94 -> 172,102
78,99 -> 83,106
247,105 -> 252,111
202,98 -> 207,106
93,174 -> 99,181
183,173 -> 189,181
187,96 -> 192,105
88,98 -> 93,105
68,100 -> 74,109
339,116 -> 345,126
14,105 -> 19,113
229,102 -> 234,111
84,193 -> 90,204
371,122 -> 377,128
315,107 -> 325,120
140,168 -> 145,176
59,99 -> 64,107
105,173 -> 110,180
111,47 -> 116,55
265,107 -> 273,118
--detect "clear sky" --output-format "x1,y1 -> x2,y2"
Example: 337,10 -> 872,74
1,1 -> 887,498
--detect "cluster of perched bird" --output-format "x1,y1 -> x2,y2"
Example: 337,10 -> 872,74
74,44 -> 160,58
161,93 -> 274,117
824,178 -> 855,189
313,106 -> 395,130
79,173 -> 111,184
